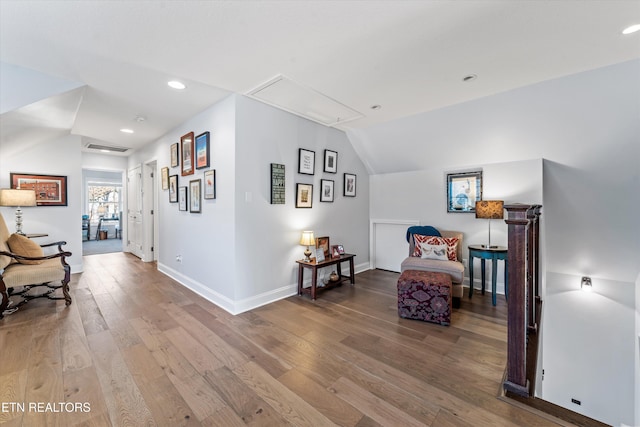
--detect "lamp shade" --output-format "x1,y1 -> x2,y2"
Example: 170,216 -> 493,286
475,200 -> 504,219
299,231 -> 315,246
0,189 -> 37,207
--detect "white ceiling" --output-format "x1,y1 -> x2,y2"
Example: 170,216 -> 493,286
1,1 -> 639,154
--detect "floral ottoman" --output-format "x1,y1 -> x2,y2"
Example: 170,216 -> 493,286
397,270 -> 452,326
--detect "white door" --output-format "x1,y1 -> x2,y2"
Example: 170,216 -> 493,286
127,165 -> 144,258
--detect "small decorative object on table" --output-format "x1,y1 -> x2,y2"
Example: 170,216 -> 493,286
315,247 -> 325,263
329,271 -> 339,282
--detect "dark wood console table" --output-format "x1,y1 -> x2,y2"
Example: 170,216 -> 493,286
296,253 -> 356,300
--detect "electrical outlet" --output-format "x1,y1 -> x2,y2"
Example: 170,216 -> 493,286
176,255 -> 182,263
463,258 -> 468,265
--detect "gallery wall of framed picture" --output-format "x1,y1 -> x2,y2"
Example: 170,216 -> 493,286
163,129 -> 215,213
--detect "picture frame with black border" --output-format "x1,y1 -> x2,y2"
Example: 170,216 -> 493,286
195,131 -> 210,169
446,170 -> 482,213
178,186 -> 188,211
343,173 -> 356,197
189,179 -> 202,213
169,175 -> 178,203
295,183 -> 313,208
170,142 -> 179,168
298,148 -> 315,175
323,149 -> 337,173
320,179 -> 334,202
10,172 -> 68,206
316,236 -> 330,259
204,169 -> 216,199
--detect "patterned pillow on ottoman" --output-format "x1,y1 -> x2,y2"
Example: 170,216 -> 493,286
397,270 -> 452,326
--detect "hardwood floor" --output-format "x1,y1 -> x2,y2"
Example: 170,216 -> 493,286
0,253 -> 569,426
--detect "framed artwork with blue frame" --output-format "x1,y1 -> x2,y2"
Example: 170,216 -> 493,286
446,170 -> 482,213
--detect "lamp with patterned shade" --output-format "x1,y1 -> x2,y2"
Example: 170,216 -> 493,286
0,188 -> 37,235
475,200 -> 504,248
299,230 -> 315,262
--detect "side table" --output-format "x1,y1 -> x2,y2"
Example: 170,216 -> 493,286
296,254 -> 356,300
468,245 -> 508,306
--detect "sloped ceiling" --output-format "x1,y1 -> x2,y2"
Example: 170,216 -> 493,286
1,1 -> 638,155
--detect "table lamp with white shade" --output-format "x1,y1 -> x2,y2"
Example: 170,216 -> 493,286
0,188 -> 37,235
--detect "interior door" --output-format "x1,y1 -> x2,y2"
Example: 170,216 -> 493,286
127,165 -> 144,259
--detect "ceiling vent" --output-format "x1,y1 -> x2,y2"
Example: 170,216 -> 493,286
246,75 -> 363,127
86,143 -> 129,153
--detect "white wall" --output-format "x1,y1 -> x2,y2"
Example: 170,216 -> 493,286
0,134 -> 83,273
233,95 -> 370,310
351,60 -> 640,426
128,95 -> 238,311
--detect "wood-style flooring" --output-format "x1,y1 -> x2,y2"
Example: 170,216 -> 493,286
0,252 -> 568,426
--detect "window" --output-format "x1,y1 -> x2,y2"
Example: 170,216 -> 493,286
88,184 -> 121,221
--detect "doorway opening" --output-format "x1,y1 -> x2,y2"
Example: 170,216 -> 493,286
82,169 -> 124,256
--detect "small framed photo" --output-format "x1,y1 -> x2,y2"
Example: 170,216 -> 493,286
298,148 -> 315,175
189,179 -> 201,213
446,170 -> 482,213
330,245 -> 341,259
204,169 -> 216,199
295,183 -> 313,208
170,143 -> 179,168
195,131 -> 210,169
337,244 -> 345,255
178,186 -> 188,211
161,167 -> 169,190
315,247 -> 325,263
181,131 -> 195,176
316,236 -> 330,259
320,179 -> 334,202
344,173 -> 356,197
169,175 -> 178,203
324,150 -> 337,173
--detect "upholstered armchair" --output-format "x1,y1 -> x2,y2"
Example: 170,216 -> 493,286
401,225 -> 465,307
0,212 -> 72,318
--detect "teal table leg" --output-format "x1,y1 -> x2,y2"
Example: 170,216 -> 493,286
468,257 -> 474,298
480,259 -> 486,294
492,257 -> 498,306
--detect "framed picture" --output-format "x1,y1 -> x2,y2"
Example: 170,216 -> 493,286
343,173 -> 356,197
330,245 -> 341,259
320,179 -> 334,202
189,179 -> 202,213
316,236 -> 330,259
446,170 -> 482,213
178,186 -> 188,211
298,148 -> 315,175
170,143 -> 179,168
270,163 -> 285,204
195,131 -> 210,169
181,131 -> 195,176
10,173 -> 67,206
337,244 -> 345,255
315,247 -> 325,263
324,150 -> 337,173
169,175 -> 178,203
295,183 -> 313,208
161,167 -> 169,190
204,169 -> 216,199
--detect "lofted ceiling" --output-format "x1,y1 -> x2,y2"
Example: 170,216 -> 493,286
1,1 -> 639,155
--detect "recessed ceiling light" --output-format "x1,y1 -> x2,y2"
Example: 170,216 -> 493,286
120,128 -> 134,134
168,80 -> 186,90
370,105 -> 382,110
622,24 -> 640,35
463,74 -> 478,82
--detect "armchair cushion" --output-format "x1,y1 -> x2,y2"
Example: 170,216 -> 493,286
7,233 -> 44,265
2,258 -> 66,287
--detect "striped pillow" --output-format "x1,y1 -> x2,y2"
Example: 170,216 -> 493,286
412,235 -> 459,261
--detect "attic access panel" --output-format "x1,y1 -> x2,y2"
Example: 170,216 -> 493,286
246,75 -> 363,127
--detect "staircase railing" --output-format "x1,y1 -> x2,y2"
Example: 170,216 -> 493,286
503,204 -> 542,397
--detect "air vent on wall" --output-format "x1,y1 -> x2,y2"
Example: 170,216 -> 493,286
246,75 -> 363,127
86,143 -> 129,153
